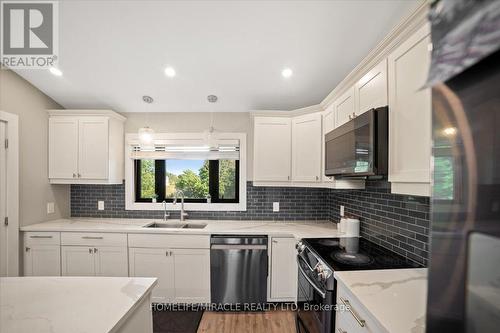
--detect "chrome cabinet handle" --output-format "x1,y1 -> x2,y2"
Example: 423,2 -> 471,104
272,239 -> 278,243
89,248 -> 93,254
77,173 -> 81,178
340,297 -> 366,327
337,328 -> 346,333
94,248 -> 98,253
166,251 -> 169,256
315,175 -> 319,180
169,251 -> 173,256
25,247 -> 30,252
30,235 -> 53,239
72,173 -> 76,178
348,115 -> 352,120
82,236 -> 103,239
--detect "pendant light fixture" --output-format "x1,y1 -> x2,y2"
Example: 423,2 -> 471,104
138,95 -> 155,150
205,95 -> 218,149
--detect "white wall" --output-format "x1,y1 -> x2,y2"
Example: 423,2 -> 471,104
0,69 -> 70,226
123,112 -> 254,180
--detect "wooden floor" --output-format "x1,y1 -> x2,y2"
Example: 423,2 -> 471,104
197,310 -> 296,333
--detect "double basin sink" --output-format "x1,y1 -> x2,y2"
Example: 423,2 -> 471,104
144,222 -> 207,229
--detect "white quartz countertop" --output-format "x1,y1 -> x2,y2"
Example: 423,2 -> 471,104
0,276 -> 157,333
335,268 -> 428,333
20,218 -> 343,239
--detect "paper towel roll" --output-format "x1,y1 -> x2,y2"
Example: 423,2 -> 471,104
345,218 -> 360,237
339,217 -> 348,233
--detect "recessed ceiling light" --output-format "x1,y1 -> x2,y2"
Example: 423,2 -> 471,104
281,68 -> 293,78
164,66 -> 176,78
49,67 -> 63,76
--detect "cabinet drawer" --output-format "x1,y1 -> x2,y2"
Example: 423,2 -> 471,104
24,232 -> 61,246
61,232 -> 127,247
336,282 -> 385,333
128,234 -> 210,249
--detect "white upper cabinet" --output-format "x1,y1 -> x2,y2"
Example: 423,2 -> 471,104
388,24 -> 432,196
292,113 -> 322,182
322,106 -> 335,183
335,87 -> 356,128
253,117 -> 292,182
48,117 -> 79,179
355,58 -> 388,113
78,117 -> 109,179
48,110 -> 125,184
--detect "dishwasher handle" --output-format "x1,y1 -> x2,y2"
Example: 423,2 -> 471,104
211,244 -> 267,250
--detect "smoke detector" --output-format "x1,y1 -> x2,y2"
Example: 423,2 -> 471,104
142,95 -> 154,104
207,95 -> 218,103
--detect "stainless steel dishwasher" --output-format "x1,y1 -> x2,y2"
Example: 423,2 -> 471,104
210,235 -> 268,307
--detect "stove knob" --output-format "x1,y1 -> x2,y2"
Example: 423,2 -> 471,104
318,271 -> 326,281
316,264 -> 324,273
295,242 -> 305,253
295,241 -> 302,250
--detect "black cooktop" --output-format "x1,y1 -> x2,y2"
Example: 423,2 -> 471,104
303,237 -> 422,271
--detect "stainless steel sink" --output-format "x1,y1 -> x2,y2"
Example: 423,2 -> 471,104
145,223 -> 185,228
144,222 -> 207,229
182,223 -> 207,229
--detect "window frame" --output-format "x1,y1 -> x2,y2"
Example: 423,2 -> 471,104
134,159 -> 240,204
124,132 -> 247,212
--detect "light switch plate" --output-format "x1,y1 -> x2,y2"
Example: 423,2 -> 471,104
98,201 -> 105,211
47,202 -> 55,214
273,202 -> 280,212
340,205 -> 345,217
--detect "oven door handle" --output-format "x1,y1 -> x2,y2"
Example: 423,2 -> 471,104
296,256 -> 327,298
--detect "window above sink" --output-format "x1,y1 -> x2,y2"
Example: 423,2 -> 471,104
125,132 -> 247,212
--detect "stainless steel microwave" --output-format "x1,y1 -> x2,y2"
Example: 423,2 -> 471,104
324,106 -> 388,178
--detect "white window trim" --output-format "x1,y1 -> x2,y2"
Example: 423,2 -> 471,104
125,132 -> 247,211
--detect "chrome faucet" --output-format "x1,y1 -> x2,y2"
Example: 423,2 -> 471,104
162,200 -> 170,222
173,190 -> 188,221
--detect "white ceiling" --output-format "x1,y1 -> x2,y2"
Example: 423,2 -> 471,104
14,0 -> 419,113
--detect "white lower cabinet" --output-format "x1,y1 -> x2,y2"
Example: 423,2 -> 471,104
269,237 -> 297,301
61,245 -> 128,277
128,234 -> 211,304
129,247 -> 210,304
60,232 -> 128,277
336,281 -> 385,333
129,248 -> 175,303
172,249 -> 210,303
23,232 -> 61,276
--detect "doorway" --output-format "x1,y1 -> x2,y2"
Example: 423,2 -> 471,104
0,111 -> 19,277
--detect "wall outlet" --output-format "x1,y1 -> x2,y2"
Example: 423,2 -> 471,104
47,202 -> 55,214
98,201 -> 105,211
273,202 -> 280,212
340,205 -> 345,217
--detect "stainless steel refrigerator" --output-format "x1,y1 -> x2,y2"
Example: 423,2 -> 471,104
427,0 -> 500,332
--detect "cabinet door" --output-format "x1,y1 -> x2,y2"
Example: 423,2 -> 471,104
61,246 -> 95,276
129,248 -> 174,303
95,247 -> 128,277
292,113 -> 322,182
335,87 -> 356,128
322,107 -> 335,183
388,24 -> 432,196
356,58 -> 388,113
49,117 -> 79,179
172,249 -> 210,303
253,117 -> 291,182
78,117 -> 109,179
270,238 -> 298,300
24,245 -> 61,276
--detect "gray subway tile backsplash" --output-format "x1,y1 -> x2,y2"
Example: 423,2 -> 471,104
71,180 -> 430,266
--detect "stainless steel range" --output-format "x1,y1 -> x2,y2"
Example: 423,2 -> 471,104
295,237 -> 421,333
